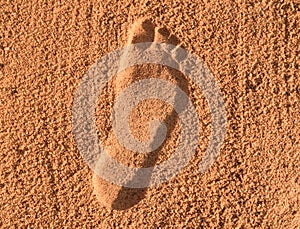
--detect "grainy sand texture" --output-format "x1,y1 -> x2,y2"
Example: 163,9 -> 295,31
1,0 -> 299,228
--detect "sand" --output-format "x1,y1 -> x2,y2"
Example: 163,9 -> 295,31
0,0 -> 299,228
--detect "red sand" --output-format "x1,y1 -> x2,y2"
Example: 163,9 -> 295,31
0,0 -> 299,228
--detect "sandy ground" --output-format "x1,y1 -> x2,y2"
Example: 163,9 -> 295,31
0,0 -> 299,228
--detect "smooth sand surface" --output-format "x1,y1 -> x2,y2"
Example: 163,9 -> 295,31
1,0 -> 299,228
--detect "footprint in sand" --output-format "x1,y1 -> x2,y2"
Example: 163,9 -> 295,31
92,18 -> 192,210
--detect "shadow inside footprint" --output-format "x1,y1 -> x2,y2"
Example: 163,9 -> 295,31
110,68 -> 190,210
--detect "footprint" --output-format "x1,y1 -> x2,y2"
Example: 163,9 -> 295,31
92,18 -> 190,210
